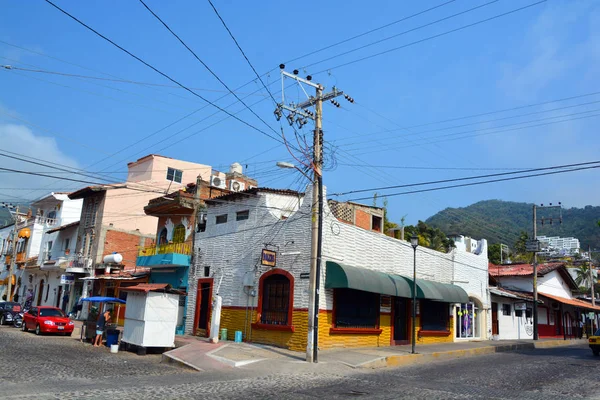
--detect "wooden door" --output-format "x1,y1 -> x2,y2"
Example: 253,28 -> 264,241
194,279 -> 213,337
393,297 -> 408,342
491,302 -> 499,335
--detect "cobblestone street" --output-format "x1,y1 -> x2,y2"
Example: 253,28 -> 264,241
1,325 -> 600,399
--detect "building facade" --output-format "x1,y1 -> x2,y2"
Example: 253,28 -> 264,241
537,235 -> 581,257
489,262 -> 600,340
186,186 -> 490,351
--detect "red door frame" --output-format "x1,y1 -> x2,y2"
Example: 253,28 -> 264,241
193,278 -> 213,337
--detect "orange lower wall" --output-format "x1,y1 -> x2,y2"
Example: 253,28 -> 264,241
217,307 -> 455,351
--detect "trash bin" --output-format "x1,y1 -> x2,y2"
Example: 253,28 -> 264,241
105,329 -> 120,347
220,328 -> 228,341
234,331 -> 242,343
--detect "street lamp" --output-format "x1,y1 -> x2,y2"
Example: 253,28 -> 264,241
410,234 -> 419,354
276,161 -> 321,363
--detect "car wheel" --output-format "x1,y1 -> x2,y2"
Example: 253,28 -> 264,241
21,322 -> 28,332
0,315 -> 5,325
35,324 -> 42,336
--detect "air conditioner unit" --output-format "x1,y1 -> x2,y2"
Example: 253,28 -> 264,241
210,175 -> 226,189
229,180 -> 245,192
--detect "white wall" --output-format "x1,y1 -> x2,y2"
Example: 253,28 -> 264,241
493,297 -> 534,340
538,270 -> 573,299
187,185 -> 491,337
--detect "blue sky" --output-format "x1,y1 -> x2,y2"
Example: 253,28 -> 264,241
0,0 -> 599,232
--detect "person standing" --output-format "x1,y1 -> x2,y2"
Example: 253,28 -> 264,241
93,309 -> 111,347
579,319 -> 584,339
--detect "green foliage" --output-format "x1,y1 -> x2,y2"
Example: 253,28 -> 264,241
426,200 -> 600,250
404,220 -> 455,253
574,263 -> 592,290
488,243 -> 502,265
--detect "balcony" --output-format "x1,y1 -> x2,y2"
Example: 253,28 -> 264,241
136,242 -> 191,268
34,216 -> 59,228
64,256 -> 93,274
5,253 -> 27,265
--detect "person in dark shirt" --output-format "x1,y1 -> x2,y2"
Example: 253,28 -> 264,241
93,309 -> 111,347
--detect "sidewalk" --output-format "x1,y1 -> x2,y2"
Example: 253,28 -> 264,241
162,335 -> 588,372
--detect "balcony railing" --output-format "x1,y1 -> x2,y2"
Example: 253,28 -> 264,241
34,216 -> 59,227
138,242 -> 192,257
6,252 -> 27,264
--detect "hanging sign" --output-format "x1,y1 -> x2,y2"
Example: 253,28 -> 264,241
261,249 -> 277,267
60,275 -> 74,285
514,302 -> 527,311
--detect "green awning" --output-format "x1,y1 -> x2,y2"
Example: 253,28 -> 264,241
325,261 -> 469,303
325,261 -> 412,298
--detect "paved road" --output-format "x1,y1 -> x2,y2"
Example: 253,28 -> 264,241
1,325 -> 599,399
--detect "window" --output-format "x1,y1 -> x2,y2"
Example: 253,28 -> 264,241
525,308 -> 532,319
63,238 -> 70,251
196,213 -> 206,232
166,167 -> 183,183
456,302 -> 479,338
334,289 -> 379,329
371,215 -> 382,232
172,225 -> 185,243
158,228 -> 168,245
47,210 -> 56,220
502,304 -> 511,316
421,300 -> 449,331
236,210 -> 249,221
515,309 -> 523,317
216,214 -> 228,224
259,271 -> 292,326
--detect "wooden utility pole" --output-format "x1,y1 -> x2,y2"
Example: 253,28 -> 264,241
275,67 -> 349,363
590,245 -> 595,307
532,205 -> 538,340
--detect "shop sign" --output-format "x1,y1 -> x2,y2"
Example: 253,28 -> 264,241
60,274 -> 74,285
589,312 -> 595,320
261,249 -> 277,267
514,302 -> 527,311
299,272 -> 310,279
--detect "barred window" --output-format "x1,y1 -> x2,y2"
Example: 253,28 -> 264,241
260,274 -> 291,325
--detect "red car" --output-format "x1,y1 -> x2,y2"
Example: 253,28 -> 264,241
22,306 -> 74,336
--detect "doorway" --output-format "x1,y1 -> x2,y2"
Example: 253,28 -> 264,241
56,286 -> 63,309
37,280 -> 45,306
393,297 -> 408,342
554,311 -> 562,336
194,279 -> 213,337
492,302 -> 499,335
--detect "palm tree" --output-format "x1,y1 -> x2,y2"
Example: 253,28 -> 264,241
574,264 -> 592,291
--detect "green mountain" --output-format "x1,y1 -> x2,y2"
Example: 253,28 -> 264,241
425,200 -> 600,250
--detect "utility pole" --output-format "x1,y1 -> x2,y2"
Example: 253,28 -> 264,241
6,205 -> 19,302
589,245 -> 595,307
275,65 -> 350,363
530,202 -> 563,341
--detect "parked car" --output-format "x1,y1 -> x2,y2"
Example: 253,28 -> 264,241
589,328 -> 600,356
22,306 -> 74,336
0,301 -> 21,325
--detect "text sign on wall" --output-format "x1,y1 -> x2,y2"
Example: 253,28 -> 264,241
261,249 -> 277,267
514,302 -> 527,311
60,275 -> 74,285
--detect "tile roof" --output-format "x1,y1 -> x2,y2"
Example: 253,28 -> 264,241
489,262 -> 565,277
205,187 -> 303,204
120,283 -> 186,295
45,221 -> 79,234
490,287 -> 537,302
539,292 -> 600,312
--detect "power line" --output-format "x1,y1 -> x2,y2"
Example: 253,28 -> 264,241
206,0 -> 278,105
336,163 -> 533,171
347,164 -> 600,202
285,0 -> 457,65
0,65 -> 266,96
301,0 -> 499,70
334,161 -> 600,196
137,0 -> 280,137
310,1 -> 547,75
44,0 -> 285,146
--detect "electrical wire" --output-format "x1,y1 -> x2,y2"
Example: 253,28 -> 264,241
44,0 -> 285,146
347,165 -> 600,202
310,1 -> 547,75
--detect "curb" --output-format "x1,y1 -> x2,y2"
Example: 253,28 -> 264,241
360,340 -> 582,369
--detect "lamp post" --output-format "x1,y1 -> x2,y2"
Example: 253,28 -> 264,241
410,234 -> 419,354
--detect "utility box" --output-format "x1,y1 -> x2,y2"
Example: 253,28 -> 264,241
121,284 -> 184,349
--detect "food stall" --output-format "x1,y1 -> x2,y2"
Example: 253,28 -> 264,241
80,296 -> 126,344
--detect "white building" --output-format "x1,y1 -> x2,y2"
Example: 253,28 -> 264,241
448,234 -> 484,254
537,235 -> 580,256
18,193 -> 82,310
490,262 -> 600,340
185,186 -> 490,351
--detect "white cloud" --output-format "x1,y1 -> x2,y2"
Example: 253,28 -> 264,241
0,123 -> 81,202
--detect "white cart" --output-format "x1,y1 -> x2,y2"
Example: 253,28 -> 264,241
120,284 -> 184,355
